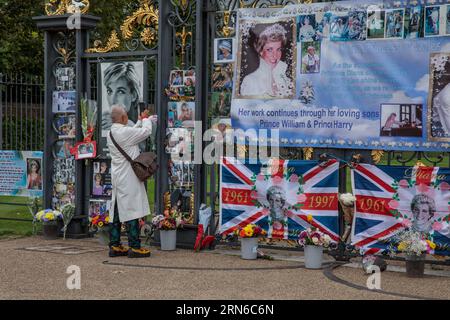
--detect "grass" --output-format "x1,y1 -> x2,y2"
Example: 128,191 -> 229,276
0,196 -> 35,238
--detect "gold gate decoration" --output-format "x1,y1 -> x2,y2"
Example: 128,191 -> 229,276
45,0 -> 90,15
86,0 -> 159,53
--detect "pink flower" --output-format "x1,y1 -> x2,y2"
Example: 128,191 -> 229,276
297,194 -> 307,203
433,222 -> 443,232
399,180 -> 409,188
417,184 -> 430,193
440,182 -> 450,191
290,174 -> 299,183
273,176 -> 283,185
388,200 -> 400,210
256,174 -> 265,182
401,218 -> 412,228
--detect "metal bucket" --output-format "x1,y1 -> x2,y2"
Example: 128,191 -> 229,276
241,237 -> 258,260
160,230 -> 177,251
304,245 -> 324,269
405,254 -> 425,278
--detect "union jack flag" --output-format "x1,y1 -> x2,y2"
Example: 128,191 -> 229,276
351,164 -> 450,256
219,157 -> 340,241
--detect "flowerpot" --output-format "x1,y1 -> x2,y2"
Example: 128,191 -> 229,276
43,222 -> 59,240
97,228 -> 110,246
160,230 -> 177,251
405,254 -> 425,278
241,237 -> 258,260
304,245 -> 324,269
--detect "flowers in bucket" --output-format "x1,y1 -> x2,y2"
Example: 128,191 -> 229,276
389,229 -> 436,257
90,214 -> 110,229
298,227 -> 332,248
35,209 -> 63,224
151,208 -> 185,230
235,224 -> 267,238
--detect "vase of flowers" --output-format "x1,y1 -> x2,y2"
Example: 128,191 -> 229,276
390,229 -> 435,278
235,224 -> 267,260
298,227 -> 332,269
152,208 -> 185,251
36,209 -> 63,240
89,205 -> 111,246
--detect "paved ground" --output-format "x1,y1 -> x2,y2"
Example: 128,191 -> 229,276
0,236 -> 449,300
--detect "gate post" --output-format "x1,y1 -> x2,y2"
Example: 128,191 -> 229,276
34,14 -> 100,238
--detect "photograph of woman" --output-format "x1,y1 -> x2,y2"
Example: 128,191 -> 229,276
297,15 -> 317,42
92,173 -> 104,196
26,159 -> 42,190
100,61 -> 144,137
237,20 -> 296,99
381,113 -> 403,136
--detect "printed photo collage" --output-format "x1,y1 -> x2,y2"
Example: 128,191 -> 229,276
211,12 -> 237,140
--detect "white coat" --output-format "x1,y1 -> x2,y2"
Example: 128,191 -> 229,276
107,119 -> 153,223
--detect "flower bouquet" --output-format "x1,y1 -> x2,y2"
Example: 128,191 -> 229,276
36,209 -> 63,240
235,224 -> 267,260
152,208 -> 185,251
89,206 -> 111,246
298,227 -> 332,269
389,229 -> 436,277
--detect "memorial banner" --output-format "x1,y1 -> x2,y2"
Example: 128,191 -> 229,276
352,164 -> 450,256
219,157 -> 339,241
0,151 -> 44,197
231,1 -> 450,151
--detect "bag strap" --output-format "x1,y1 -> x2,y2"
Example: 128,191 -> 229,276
109,131 -> 133,163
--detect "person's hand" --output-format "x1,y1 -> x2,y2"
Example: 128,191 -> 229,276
149,115 -> 158,122
139,110 -> 150,121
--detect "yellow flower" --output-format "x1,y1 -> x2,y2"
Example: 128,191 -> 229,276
105,217 -> 110,223
45,213 -> 54,221
398,242 -> 406,252
98,222 -> 104,228
245,229 -> 253,237
307,215 -> 313,223
426,240 -> 436,250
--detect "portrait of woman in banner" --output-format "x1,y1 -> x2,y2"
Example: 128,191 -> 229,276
237,20 -> 296,99
26,159 -> 42,190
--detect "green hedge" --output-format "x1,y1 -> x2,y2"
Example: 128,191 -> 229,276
1,118 -> 44,151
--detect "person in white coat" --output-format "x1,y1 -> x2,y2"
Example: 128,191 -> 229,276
107,105 -> 155,258
240,23 -> 294,99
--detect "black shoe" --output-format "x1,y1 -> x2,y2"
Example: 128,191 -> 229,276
128,248 -> 151,258
109,245 -> 130,257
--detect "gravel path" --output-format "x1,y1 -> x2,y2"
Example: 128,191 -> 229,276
0,237 -> 448,300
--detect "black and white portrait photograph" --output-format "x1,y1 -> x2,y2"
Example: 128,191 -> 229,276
428,52 -> 450,141
236,19 -> 296,99
52,91 -> 76,113
55,67 -> 75,91
214,38 -> 235,63
100,61 -> 144,138
380,104 -> 423,138
410,193 -> 436,234
385,9 -> 405,39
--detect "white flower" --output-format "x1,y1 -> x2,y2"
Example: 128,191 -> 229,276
340,193 -> 356,206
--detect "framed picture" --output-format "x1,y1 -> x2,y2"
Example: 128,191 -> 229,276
52,91 -> 76,113
55,67 -> 75,91
404,6 -> 424,39
53,114 -> 76,139
169,70 -> 184,88
92,159 -> 112,197
380,104 -> 423,138
165,128 -> 194,156
73,141 -> 97,160
99,61 -> 145,156
384,9 -> 405,39
212,64 -> 234,92
301,41 -> 321,74
214,38 -> 235,63
53,139 -> 75,159
236,19 -> 296,99
26,158 -> 43,191
367,9 -> 386,40
424,5 -> 445,37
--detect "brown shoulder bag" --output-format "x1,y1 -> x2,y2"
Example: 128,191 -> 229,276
110,131 -> 158,182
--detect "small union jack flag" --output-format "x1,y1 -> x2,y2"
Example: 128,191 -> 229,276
352,164 -> 450,256
219,157 -> 340,241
